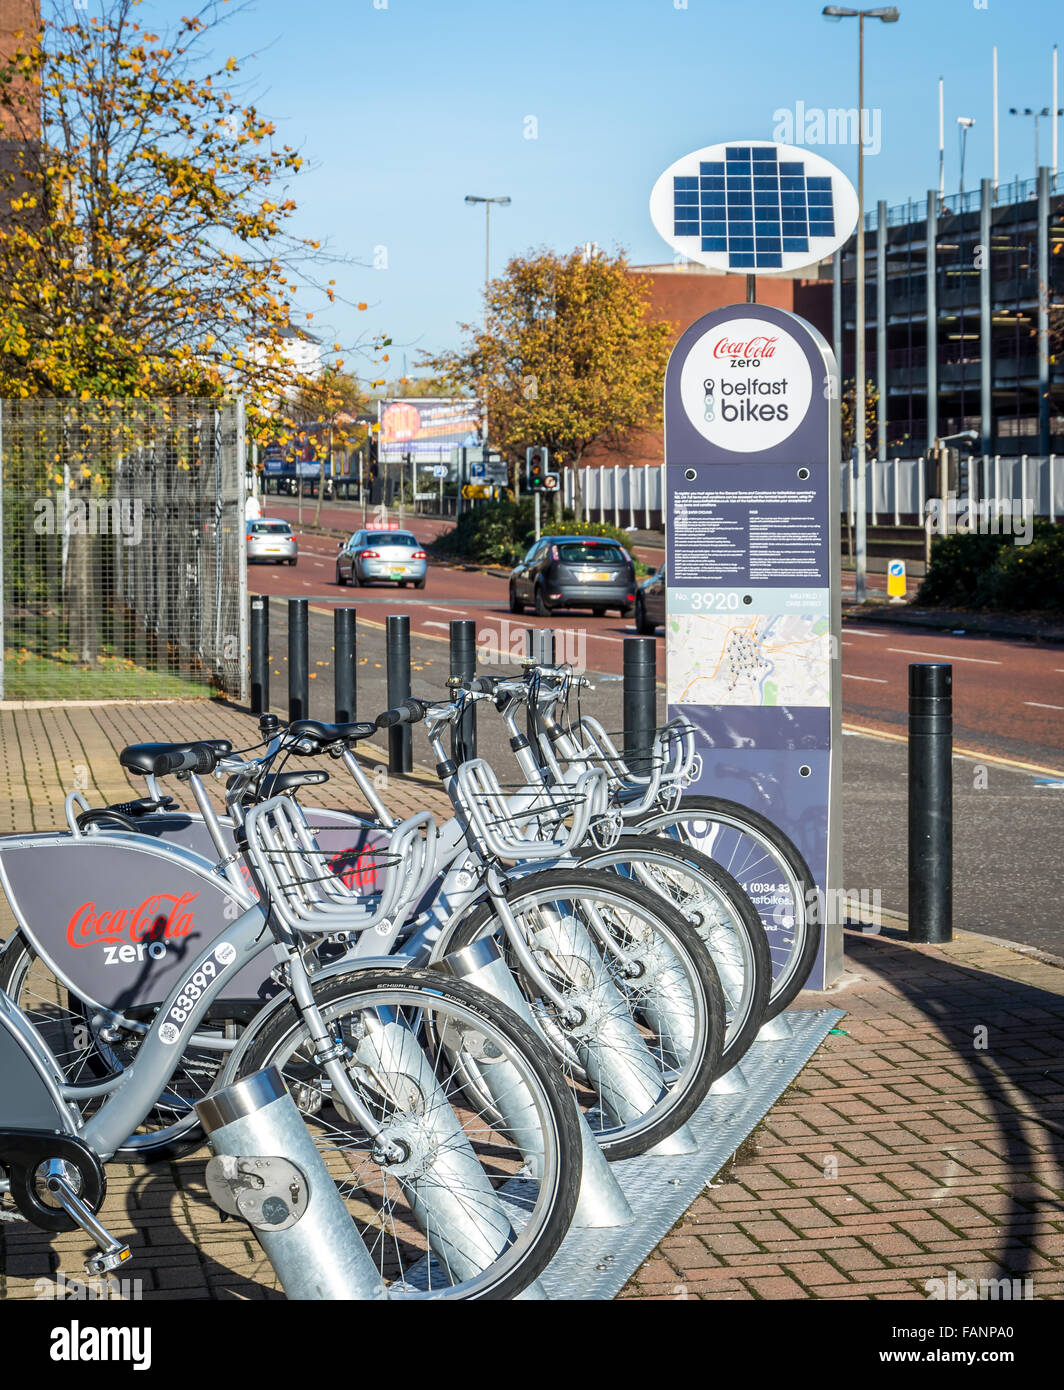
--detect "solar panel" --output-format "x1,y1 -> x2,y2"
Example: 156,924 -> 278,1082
672,144 -> 835,272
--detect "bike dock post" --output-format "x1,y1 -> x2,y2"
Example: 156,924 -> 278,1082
387,613 -> 412,774
196,1069 -> 388,1300
432,939 -> 635,1235
288,598 -> 309,722
449,618 -> 477,762
334,606 -> 357,723
250,595 -> 269,715
908,662 -> 953,943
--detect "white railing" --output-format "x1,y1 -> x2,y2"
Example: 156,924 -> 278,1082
568,464 -> 664,529
843,454 -> 1062,524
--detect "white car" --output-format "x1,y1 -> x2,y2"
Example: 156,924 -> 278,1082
336,530 -> 428,588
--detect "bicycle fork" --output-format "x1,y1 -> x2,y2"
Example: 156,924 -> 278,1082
287,961 -> 518,1286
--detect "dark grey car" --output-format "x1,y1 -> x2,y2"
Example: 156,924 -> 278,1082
635,566 -> 666,633
509,535 -> 636,617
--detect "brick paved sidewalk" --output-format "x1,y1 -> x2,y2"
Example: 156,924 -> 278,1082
1,699 -> 1062,1300
625,925 -> 1064,1300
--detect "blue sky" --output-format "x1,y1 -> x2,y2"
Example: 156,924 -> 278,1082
167,0 -> 1064,376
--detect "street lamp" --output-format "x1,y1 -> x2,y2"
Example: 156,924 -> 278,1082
957,116 -> 975,196
464,195 -> 511,317
822,5 -> 899,605
1006,107 -> 1062,177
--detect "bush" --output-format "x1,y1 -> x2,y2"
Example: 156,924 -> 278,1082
917,521 -> 1064,613
432,501 -> 651,573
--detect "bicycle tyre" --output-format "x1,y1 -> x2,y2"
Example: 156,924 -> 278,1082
571,834 -> 771,1070
631,795 -> 819,1017
435,868 -> 726,1160
235,968 -> 582,1300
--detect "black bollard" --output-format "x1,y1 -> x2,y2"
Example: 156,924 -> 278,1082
334,607 -> 357,724
908,663 -> 953,943
623,636 -> 657,779
449,619 -> 477,763
288,599 -> 309,723
250,595 -> 269,715
386,614 -> 412,774
525,628 -> 555,745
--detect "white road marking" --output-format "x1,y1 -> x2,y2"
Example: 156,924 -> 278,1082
841,628 -> 891,637
1025,701 -> 1064,711
842,673 -> 887,684
887,647 -> 1001,665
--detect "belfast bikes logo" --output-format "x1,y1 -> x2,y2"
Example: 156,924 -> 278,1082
66,890 -> 198,965
680,320 -> 812,452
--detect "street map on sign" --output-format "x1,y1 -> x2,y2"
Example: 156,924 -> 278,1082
667,613 -> 831,708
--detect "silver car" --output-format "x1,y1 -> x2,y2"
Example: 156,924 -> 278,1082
247,518 -> 298,565
336,529 -> 428,588
634,565 -> 665,633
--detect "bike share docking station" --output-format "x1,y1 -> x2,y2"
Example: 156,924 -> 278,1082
190,140 -> 855,1301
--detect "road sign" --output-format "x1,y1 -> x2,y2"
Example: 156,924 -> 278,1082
650,140 -> 858,276
887,559 -> 907,601
664,302 -> 842,991
431,464 -> 448,479
542,473 -> 558,491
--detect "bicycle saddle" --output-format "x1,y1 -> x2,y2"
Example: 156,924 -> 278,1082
287,719 -> 377,746
119,741 -> 227,777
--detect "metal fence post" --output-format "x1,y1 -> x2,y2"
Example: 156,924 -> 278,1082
288,598 -> 309,723
250,596 -> 269,715
908,663 -> 953,944
387,614 -> 412,774
623,637 -> 657,778
334,607 -> 357,723
449,618 -> 477,763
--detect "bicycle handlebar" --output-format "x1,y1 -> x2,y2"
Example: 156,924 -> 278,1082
375,697 -> 430,729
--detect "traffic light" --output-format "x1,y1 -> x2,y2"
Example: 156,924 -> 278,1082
526,445 -> 549,490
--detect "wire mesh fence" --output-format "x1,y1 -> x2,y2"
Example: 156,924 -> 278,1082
0,399 -> 248,702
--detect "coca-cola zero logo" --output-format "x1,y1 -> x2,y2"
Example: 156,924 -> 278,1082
712,335 -> 778,360
66,891 -> 199,950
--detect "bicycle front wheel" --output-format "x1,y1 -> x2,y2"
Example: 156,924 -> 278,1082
632,795 -> 819,1016
235,968 -> 581,1300
438,869 -> 726,1160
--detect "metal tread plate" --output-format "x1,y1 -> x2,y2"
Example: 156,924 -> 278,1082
536,1006 -> 845,1300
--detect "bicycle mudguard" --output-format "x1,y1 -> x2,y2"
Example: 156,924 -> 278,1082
213,953 -> 410,1089
0,832 -> 280,1013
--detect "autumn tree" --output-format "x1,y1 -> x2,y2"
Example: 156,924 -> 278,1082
0,0 -> 342,414
283,366 -> 367,523
839,378 -> 880,458
423,247 -> 672,506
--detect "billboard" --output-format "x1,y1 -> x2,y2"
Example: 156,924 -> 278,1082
378,397 -> 483,463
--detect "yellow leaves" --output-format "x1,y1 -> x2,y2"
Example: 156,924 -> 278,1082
357,302 -> 368,312
224,57 -> 238,72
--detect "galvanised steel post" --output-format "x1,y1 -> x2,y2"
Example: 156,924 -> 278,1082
908,663 -> 953,943
288,599 -> 309,723
449,618 -> 477,763
623,636 -> 657,779
876,199 -> 887,466
196,1069 -> 388,1301
980,178 -> 992,457
1038,165 -> 1050,456
250,595 -> 269,716
334,607 -> 357,724
386,614 -> 412,774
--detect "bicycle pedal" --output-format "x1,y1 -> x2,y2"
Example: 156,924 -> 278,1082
85,1244 -> 133,1277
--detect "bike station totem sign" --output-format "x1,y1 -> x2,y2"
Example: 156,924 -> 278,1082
663,304 -> 843,990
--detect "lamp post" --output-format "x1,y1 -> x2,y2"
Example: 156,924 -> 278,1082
464,195 -> 510,497
1008,107 -> 1062,177
823,5 -> 900,604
